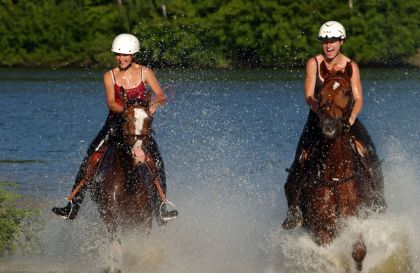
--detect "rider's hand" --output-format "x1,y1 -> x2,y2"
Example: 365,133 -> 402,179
149,104 -> 157,116
149,99 -> 165,116
349,115 -> 357,126
307,97 -> 319,113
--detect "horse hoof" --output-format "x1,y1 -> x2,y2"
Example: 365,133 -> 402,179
282,207 -> 303,229
352,240 -> 366,272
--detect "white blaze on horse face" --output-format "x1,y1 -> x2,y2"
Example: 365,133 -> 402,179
131,108 -> 148,164
333,81 -> 340,90
134,108 -> 148,135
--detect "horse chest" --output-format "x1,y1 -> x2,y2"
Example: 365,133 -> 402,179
315,140 -> 356,185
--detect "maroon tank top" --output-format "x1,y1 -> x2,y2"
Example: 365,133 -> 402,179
111,67 -> 146,105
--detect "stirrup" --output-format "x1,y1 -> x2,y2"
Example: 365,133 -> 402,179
159,201 -> 178,221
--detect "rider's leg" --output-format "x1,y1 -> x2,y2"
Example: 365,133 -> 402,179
147,137 -> 179,225
283,113 -> 320,229
350,120 -> 386,212
282,150 -> 308,229
52,119 -> 113,220
52,147 -> 107,219
52,163 -> 88,220
147,137 -> 167,225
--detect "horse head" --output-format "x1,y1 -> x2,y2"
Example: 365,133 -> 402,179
120,87 -> 152,165
318,61 -> 354,139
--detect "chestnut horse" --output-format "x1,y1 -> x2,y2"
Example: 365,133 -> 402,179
300,61 -> 386,271
87,89 -> 165,272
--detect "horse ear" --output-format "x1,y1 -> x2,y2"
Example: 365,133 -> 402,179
320,61 -> 330,79
344,62 -> 353,79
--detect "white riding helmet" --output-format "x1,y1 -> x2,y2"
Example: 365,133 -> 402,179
111,33 -> 140,54
318,21 -> 346,40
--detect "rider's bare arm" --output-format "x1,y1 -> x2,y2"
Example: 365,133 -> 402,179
304,58 -> 318,112
104,71 -> 124,113
349,62 -> 363,125
144,67 -> 166,115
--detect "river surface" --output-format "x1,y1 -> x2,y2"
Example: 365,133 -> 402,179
0,67 -> 419,273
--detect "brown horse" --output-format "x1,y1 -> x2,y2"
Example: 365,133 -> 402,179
88,88 -> 177,232
300,61 -> 385,271
87,89 -> 171,272
88,98 -> 155,234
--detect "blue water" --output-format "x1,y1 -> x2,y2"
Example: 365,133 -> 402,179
0,67 -> 419,272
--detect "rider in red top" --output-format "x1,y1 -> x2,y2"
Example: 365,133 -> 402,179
52,34 -> 174,224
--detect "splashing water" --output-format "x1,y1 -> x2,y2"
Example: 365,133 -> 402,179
266,138 -> 419,273
1,68 -> 419,273
2,140 -> 418,273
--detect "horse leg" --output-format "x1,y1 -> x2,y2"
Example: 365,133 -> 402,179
305,186 -> 338,245
107,237 -> 122,273
352,235 -> 366,271
101,206 -> 122,273
334,182 -> 366,270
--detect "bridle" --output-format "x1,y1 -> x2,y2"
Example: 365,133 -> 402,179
314,75 -> 358,184
318,75 -> 354,132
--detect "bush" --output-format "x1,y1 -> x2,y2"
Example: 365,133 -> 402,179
0,181 -> 42,256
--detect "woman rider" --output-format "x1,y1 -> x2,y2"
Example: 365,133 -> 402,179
282,21 -> 385,229
52,33 -> 175,224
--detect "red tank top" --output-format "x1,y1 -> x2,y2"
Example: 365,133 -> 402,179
111,68 -> 146,105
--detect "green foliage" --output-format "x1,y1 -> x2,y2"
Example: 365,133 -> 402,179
0,0 -> 118,67
0,0 -> 418,67
0,181 -> 42,256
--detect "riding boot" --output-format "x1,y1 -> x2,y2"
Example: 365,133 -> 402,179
52,186 -> 85,220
